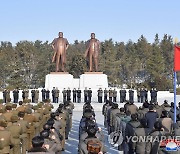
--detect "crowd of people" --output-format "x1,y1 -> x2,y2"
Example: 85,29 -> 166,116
103,99 -> 180,154
78,101 -> 107,154
0,98 -> 74,154
2,87 -> 158,104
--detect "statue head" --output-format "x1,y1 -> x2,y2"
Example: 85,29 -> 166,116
58,32 -> 63,38
91,33 -> 95,39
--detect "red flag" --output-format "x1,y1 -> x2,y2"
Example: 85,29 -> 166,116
174,45 -> 180,71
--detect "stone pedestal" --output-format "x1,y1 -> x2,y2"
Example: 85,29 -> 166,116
45,72 -> 74,90
80,72 -> 108,89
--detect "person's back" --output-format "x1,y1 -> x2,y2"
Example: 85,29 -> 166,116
28,136 -> 51,154
125,114 -> 140,153
133,119 -> 151,154
127,103 -> 138,114
146,121 -> 165,154
0,120 -> 12,154
159,111 -> 173,133
145,106 -> 158,130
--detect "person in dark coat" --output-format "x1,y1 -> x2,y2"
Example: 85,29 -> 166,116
144,88 -> 148,102
51,87 -> 56,103
73,88 -> 77,103
13,88 -> 19,103
145,105 -> 159,131
84,87 -> 88,103
129,89 -> 134,103
67,87 -> 71,101
146,121 -> 165,154
104,88 -> 108,103
3,89 -> 7,103
120,89 -> 126,103
77,88 -> 81,103
31,89 -> 35,103
140,88 -> 145,103
125,114 -> 140,154
87,88 -> 92,103
132,118 -> 151,154
45,89 -> 50,100
41,88 -> 46,102
97,88 -> 103,103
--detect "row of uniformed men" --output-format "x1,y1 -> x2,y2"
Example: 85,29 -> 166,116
0,99 -> 74,154
78,101 -> 107,154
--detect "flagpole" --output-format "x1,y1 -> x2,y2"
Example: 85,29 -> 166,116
174,71 -> 177,123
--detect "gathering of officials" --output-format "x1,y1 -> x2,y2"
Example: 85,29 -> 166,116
2,87 -> 158,104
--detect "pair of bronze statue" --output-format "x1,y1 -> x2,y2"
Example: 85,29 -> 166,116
52,32 -> 100,72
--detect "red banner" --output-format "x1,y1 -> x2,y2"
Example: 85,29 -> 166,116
174,45 -> 180,72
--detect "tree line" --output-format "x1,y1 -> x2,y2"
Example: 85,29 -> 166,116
0,34 -> 179,90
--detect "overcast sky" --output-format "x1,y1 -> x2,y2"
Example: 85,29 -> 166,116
0,0 -> 179,44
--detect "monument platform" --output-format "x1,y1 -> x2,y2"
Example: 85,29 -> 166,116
45,72 -> 74,90
80,72 -> 108,89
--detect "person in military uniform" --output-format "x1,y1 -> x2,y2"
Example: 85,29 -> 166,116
25,89 -> 29,100
51,87 -> 56,103
41,88 -> 46,102
35,89 -> 39,103
7,115 -> 23,154
97,88 -> 103,103
24,108 -> 37,150
113,88 -> 117,103
0,120 -> 12,154
84,87 -> 88,103
72,88 -> 77,103
45,89 -> 50,100
129,89 -> 134,103
104,88 -> 108,103
6,90 -> 11,103
137,88 -> 141,102
120,88 -> 126,103
77,88 -> 81,103
3,105 -> 13,122
2,89 -> 7,103
62,88 -> 67,103
88,88 -> 92,103
31,89 -> 35,103
67,87 -> 71,101
13,88 -> 19,103
55,87 -> 59,103
18,111 -> 30,154
109,88 -> 113,102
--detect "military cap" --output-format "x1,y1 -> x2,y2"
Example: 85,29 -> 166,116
0,120 -> 7,127
33,106 -> 39,110
26,108 -> 32,114
12,104 -> 17,108
5,105 -> 12,110
11,115 -> 19,122
37,103 -> 43,108
0,108 -> 4,113
18,111 -> 25,118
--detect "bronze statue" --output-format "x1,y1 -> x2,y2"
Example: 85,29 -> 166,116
52,32 -> 69,72
85,33 -> 101,72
